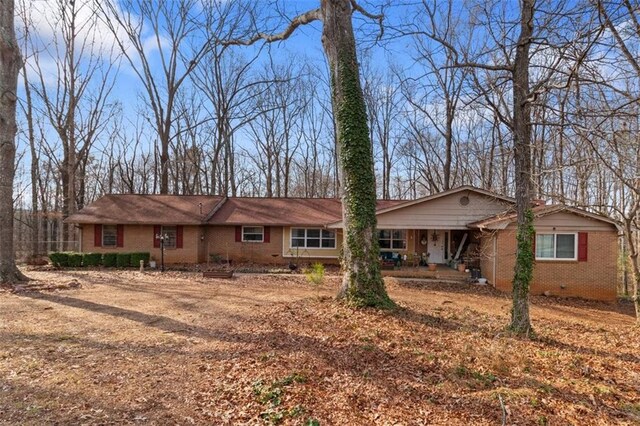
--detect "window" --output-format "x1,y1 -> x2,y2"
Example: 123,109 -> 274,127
242,226 -> 264,242
378,229 -> 407,250
291,228 -> 336,249
535,233 -> 576,260
162,226 -> 177,249
102,225 -> 117,247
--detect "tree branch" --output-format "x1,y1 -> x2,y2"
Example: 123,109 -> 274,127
223,8 -> 322,46
350,0 -> 384,40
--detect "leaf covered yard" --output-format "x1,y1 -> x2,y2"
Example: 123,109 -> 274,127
0,270 -> 638,425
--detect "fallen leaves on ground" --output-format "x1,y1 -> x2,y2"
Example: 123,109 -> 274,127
0,268 -> 637,425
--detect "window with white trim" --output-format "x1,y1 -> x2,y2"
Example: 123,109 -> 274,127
378,229 -> 407,250
102,225 -> 117,247
291,228 -> 336,249
242,226 -> 264,242
535,233 -> 576,260
162,226 -> 177,249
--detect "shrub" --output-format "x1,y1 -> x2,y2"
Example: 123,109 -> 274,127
116,253 -> 131,268
103,252 -> 117,267
82,252 -> 102,267
49,252 -> 70,267
68,253 -> 83,267
130,252 -> 150,267
304,262 -> 325,285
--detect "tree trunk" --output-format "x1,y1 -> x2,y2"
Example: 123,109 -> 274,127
509,0 -> 534,336
322,0 -> 393,308
0,0 -> 26,283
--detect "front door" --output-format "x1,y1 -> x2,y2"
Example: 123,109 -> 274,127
428,230 -> 446,263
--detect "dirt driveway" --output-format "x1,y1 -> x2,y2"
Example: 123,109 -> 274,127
0,269 -> 638,425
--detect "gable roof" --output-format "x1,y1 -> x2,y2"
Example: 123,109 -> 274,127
65,194 -> 224,225
467,204 -> 619,230
368,185 -> 514,217
329,185 -> 515,229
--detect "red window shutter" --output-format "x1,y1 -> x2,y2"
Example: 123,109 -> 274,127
578,232 -> 588,261
153,225 -> 161,248
116,225 -> 124,247
176,225 -> 184,249
235,226 -> 242,242
94,224 -> 102,247
264,226 -> 270,243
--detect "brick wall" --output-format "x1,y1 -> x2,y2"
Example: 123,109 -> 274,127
205,225 -> 284,264
81,224 -> 203,264
479,234 -> 495,285
493,228 -> 618,301
205,225 -> 341,266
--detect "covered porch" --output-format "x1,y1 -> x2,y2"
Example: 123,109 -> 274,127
378,228 -> 481,271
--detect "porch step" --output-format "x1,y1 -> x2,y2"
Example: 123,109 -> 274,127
381,267 -> 469,282
203,270 -> 234,279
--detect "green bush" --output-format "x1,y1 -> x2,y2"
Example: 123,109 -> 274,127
304,262 -> 325,285
103,253 -> 117,267
82,253 -> 102,267
116,252 -> 131,268
68,253 -> 83,267
130,252 -> 150,267
49,252 -> 70,267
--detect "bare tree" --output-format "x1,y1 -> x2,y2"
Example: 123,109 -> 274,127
99,0 -> 214,194
0,0 -> 27,283
27,0 -> 118,249
227,0 -> 394,308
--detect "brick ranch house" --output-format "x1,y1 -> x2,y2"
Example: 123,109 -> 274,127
66,186 -> 620,301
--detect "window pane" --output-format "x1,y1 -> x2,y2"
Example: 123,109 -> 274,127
321,238 -> 335,248
103,225 -> 117,247
392,239 -> 407,249
392,230 -> 406,240
244,233 -> 263,241
307,229 -> 320,238
163,226 -> 177,248
379,240 -> 391,249
378,229 -> 390,239
292,228 -> 305,238
556,234 -> 575,258
536,234 -> 554,258
307,238 -> 320,248
292,238 -> 305,247
243,226 -> 263,242
322,230 -> 334,239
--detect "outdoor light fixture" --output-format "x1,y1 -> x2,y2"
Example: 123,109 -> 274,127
155,233 -> 169,272
431,231 -> 439,242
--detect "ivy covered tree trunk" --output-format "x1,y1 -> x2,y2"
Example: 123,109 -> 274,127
321,0 -> 393,308
509,0 -> 534,335
0,0 -> 26,283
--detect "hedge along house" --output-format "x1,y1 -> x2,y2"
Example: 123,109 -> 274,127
65,186 -> 620,301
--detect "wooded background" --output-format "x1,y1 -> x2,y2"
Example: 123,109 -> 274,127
10,0 -> 639,290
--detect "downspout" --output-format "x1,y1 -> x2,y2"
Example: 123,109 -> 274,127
492,233 -> 497,287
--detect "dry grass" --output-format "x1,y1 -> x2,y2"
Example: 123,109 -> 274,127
0,268 -> 638,425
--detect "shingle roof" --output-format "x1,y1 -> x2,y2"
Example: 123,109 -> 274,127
467,204 -> 619,230
207,197 -> 405,226
66,195 -> 406,226
65,194 -> 224,225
